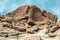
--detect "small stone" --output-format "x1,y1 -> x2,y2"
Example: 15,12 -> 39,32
48,33 -> 56,37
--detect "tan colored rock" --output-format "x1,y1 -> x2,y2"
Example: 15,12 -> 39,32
0,5 -> 58,36
49,25 -> 59,32
56,21 -> 60,28
38,24 -> 49,30
26,27 -> 34,33
26,25 -> 38,33
32,25 -> 39,31
48,33 -> 56,37
19,36 -> 42,40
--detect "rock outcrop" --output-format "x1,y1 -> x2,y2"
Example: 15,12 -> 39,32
6,5 -> 57,24
0,5 -> 60,40
4,5 -> 58,32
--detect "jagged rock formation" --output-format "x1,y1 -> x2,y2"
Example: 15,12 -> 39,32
5,5 -> 58,32
0,5 -> 60,40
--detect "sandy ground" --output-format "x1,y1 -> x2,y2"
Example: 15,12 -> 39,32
0,29 -> 60,40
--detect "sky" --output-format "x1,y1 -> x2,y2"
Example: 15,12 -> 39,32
0,0 -> 60,20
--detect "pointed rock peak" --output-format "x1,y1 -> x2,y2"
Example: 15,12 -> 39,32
6,5 -> 41,18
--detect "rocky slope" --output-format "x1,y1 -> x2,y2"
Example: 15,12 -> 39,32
0,5 -> 60,40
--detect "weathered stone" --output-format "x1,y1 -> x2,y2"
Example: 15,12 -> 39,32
48,33 -> 56,37
26,27 -> 34,33
6,5 -> 57,24
38,24 -> 49,30
49,25 -> 59,32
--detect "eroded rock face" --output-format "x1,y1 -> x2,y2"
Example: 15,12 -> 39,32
0,5 -> 60,40
6,5 -> 57,24
4,6 -> 58,33
0,5 -> 59,33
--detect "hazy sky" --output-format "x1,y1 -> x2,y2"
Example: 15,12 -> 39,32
0,0 -> 60,20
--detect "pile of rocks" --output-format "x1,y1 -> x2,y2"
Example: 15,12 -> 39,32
0,5 -> 60,40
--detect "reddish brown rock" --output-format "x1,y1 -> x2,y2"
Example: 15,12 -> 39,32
6,5 -> 57,25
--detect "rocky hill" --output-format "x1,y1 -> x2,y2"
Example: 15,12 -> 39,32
0,5 -> 60,40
